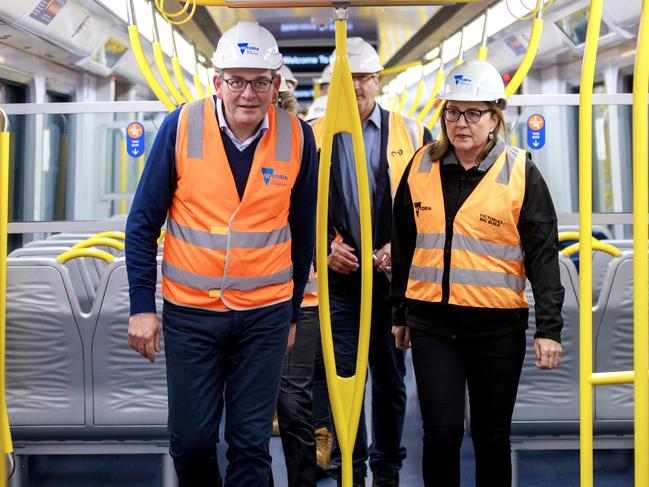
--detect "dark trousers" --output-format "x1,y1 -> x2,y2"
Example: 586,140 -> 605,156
162,299 -> 291,487
312,329 -> 331,430
410,328 -> 526,487
329,290 -> 407,478
277,306 -> 320,487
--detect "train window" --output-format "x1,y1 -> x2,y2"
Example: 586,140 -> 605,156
555,7 -> 612,47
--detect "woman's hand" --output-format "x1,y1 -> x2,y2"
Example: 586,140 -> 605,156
392,325 -> 411,350
534,337 -> 562,369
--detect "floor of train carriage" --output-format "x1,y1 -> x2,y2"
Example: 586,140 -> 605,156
25,351 -> 633,487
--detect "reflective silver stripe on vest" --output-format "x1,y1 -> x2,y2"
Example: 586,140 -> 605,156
187,99 -> 205,159
162,261 -> 294,292
496,146 -> 524,185
449,268 -> 526,292
418,148 -> 433,173
408,265 -> 444,283
415,233 -> 445,249
229,225 -> 291,248
167,219 -> 227,250
167,219 -> 291,250
304,278 -> 318,294
451,234 -> 523,262
275,108 -> 293,162
402,116 -> 422,152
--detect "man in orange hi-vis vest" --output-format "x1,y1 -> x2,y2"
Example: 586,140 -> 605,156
125,21 -> 317,487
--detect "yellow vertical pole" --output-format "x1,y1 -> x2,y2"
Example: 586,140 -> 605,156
416,64 -> 444,122
632,1 -> 649,485
578,1 -> 603,486
0,109 -> 13,487
477,8 -> 488,61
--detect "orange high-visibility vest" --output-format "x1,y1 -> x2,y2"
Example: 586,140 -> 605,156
406,145 -> 528,309
162,98 -> 303,311
313,110 -> 425,197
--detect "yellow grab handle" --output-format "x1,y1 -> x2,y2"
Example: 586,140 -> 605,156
128,25 -> 176,112
406,78 -> 425,117
172,57 -> 196,102
396,89 -> 408,115
193,72 -> 206,99
72,237 -> 125,251
560,241 -> 622,258
505,17 -> 543,98
94,231 -> 126,240
477,45 -> 488,62
416,69 -> 444,122
558,231 -> 600,243
317,14 -> 373,487
153,42 -> 186,105
0,120 -> 14,480
56,248 -> 115,264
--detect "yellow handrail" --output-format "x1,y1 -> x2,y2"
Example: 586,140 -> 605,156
406,77 -> 425,117
172,57 -> 196,102
0,108 -> 13,487
153,42 -> 186,105
578,1 -> 604,485
56,249 -> 115,264
560,241 -> 621,258
194,71 -> 206,99
381,60 -> 423,77
317,8 -> 372,487
94,231 -> 126,241
416,68 -> 444,122
396,88 -> 408,114
558,231 -> 599,243
632,0 -> 649,485
127,0 -> 176,112
72,237 -> 125,251
504,2 -> 544,98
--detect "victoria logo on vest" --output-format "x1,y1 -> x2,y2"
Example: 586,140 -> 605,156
262,167 -> 289,186
480,213 -> 503,227
413,201 -> 431,217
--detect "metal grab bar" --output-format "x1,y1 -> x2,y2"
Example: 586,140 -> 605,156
316,7 -> 373,487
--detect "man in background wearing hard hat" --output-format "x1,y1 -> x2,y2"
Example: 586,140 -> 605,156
313,38 -> 432,487
125,21 -> 317,487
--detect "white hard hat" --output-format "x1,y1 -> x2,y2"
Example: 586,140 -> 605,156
438,60 -> 507,109
279,64 -> 298,85
330,37 -> 383,74
212,21 -> 283,70
305,95 -> 327,122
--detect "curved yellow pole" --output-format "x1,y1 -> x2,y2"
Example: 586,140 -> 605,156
127,0 -> 176,112
317,9 -> 372,487
558,231 -> 600,243
153,42 -> 186,105
193,72 -> 206,99
632,1 -> 649,485
416,69 -> 444,122
72,237 -> 125,251
578,1 -> 603,485
94,231 -> 126,241
0,109 -> 13,487
560,241 -> 621,258
396,88 -> 408,115
172,57 -> 196,102
504,4 -> 544,98
381,60 -> 423,77
56,249 -> 115,264
406,78 -> 425,117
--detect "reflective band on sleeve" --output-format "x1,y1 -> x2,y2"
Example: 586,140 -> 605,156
452,234 -> 523,262
449,268 -> 526,292
415,233 -> 446,249
229,224 -> 291,248
275,108 -> 293,162
163,261 -> 293,292
496,146 -> 524,185
167,219 -> 227,250
418,149 -> 433,173
187,99 -> 205,159
408,265 -> 444,283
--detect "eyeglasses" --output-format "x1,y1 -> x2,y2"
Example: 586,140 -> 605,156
223,77 -> 274,93
443,107 -> 493,124
351,73 -> 379,84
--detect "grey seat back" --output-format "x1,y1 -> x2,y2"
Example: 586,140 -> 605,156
91,257 -> 168,427
512,254 -> 580,434
5,257 -> 85,427
593,251 -> 635,433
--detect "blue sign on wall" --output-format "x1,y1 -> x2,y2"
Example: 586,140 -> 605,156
126,122 -> 145,158
527,114 -> 546,150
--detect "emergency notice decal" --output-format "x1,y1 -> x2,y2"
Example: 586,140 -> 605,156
126,122 -> 145,158
30,0 -> 67,26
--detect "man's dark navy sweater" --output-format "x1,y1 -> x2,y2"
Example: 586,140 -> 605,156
125,98 -> 318,323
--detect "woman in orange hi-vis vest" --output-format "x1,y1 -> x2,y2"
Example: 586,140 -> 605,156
390,60 -> 564,487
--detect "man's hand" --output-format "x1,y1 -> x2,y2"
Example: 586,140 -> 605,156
534,337 -> 562,369
374,243 -> 391,274
328,239 -> 359,274
392,325 -> 411,350
286,322 -> 297,353
128,313 -> 161,362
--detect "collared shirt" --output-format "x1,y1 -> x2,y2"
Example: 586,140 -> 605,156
216,97 -> 269,152
337,102 -> 382,246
